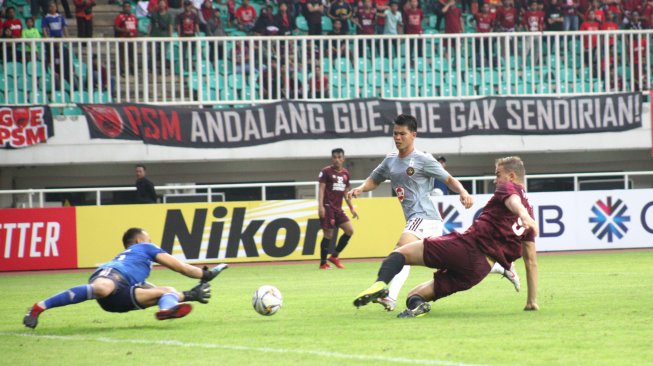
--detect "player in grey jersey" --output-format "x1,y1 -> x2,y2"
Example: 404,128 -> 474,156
348,114 -> 519,311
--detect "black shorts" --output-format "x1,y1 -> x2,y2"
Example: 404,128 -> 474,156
89,268 -> 145,313
422,232 -> 491,300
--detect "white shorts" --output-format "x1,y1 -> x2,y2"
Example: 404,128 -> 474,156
403,218 -> 443,239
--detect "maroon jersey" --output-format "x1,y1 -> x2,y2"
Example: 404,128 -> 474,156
463,181 -> 535,271
475,13 -> 494,32
403,7 -> 423,34
522,10 -> 545,31
356,8 -> 376,34
444,6 -> 462,33
318,165 -> 351,210
496,6 -> 518,30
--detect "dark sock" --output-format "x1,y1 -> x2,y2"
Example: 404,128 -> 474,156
406,295 -> 426,310
320,238 -> 330,265
376,252 -> 406,284
333,234 -> 351,257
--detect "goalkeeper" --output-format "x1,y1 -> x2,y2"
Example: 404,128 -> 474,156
23,227 -> 228,329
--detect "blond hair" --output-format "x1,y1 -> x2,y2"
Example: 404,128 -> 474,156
495,156 -> 526,181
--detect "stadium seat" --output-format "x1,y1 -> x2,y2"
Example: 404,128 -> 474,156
138,17 -> 151,36
29,91 -> 48,104
356,58 -> 372,71
26,61 -> 44,77
50,91 -> 70,104
93,91 -> 111,103
322,16 -> 333,32
7,93 -> 26,104
295,16 -> 308,33
227,73 -> 246,89
72,91 -> 90,103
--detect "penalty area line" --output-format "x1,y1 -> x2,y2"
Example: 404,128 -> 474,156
1,332 -> 486,366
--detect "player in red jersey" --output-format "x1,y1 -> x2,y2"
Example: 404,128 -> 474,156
354,156 -> 539,317
318,148 -> 359,269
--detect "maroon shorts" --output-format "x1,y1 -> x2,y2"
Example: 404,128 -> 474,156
320,207 -> 349,231
422,232 -> 491,300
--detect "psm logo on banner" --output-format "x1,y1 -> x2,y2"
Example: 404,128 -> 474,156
589,197 -> 630,242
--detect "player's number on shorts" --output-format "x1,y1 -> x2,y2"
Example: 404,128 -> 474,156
512,218 -> 526,236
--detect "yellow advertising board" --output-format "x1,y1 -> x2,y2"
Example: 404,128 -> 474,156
76,198 -> 404,268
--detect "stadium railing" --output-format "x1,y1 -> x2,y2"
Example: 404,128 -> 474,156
1,171 -> 651,208
1,30 -> 651,109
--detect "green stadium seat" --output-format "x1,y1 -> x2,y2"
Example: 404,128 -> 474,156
93,91 -> 111,103
322,16 -> 333,32
295,16 -> 308,33
29,91 -> 48,104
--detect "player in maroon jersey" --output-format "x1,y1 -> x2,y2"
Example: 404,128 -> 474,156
318,148 -> 359,269
354,156 -> 539,317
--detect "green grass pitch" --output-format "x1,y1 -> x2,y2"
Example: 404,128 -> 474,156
1,250 -> 652,366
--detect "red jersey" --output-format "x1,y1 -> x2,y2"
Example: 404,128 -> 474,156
580,20 -> 599,48
622,0 -> 639,12
522,10 -> 544,31
356,7 -> 376,34
4,18 -> 23,38
318,166 -> 351,210
631,36 -> 647,64
403,7 -> 423,34
474,13 -> 494,32
376,0 -> 389,25
114,13 -> 138,37
496,6 -> 518,30
600,21 -> 618,46
444,5 -> 462,33
464,182 -> 535,271
310,75 -> 328,92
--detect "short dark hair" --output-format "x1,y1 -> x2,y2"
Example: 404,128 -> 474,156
436,156 -> 446,163
122,227 -> 145,248
394,114 -> 418,132
136,164 -> 146,170
332,148 -> 345,156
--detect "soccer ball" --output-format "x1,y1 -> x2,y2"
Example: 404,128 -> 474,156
252,285 -> 283,316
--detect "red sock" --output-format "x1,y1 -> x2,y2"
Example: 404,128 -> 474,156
31,303 -> 45,316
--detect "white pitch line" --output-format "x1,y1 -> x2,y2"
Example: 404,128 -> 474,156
1,332 -> 487,366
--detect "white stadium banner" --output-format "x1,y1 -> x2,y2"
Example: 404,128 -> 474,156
432,189 -> 653,251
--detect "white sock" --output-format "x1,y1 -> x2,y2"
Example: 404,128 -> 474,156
490,262 -> 505,275
388,265 -> 410,300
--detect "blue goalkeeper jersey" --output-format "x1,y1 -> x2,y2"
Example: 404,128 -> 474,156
98,243 -> 165,286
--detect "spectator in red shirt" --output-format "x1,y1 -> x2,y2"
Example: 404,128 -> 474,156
473,3 -> 494,64
403,0 -> 423,56
522,0 -> 545,31
354,0 -> 377,34
442,0 -> 462,58
235,0 -> 257,32
3,7 -> 23,38
583,0 -> 604,22
522,1 -> 545,63
114,2 -> 139,75
375,0 -> 390,34
496,0 -> 519,31
309,65 -> 329,98
580,10 -> 600,68
353,0 -> 377,55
